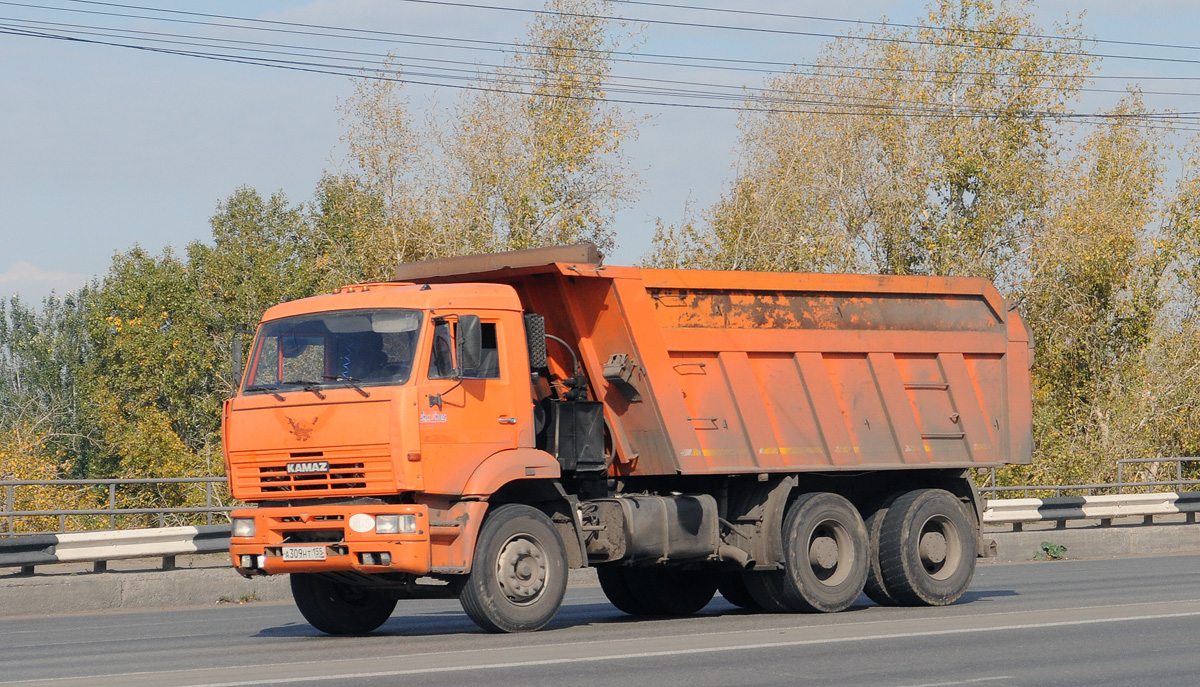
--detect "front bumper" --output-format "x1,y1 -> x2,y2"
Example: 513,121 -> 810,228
229,503 -> 432,576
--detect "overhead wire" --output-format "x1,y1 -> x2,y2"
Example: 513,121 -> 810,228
16,14 -> 1200,111
7,0 -> 1200,82
1,2 -> 1198,131
8,22 -> 1196,134
609,0 -> 1200,55
7,14 -> 1200,102
389,0 -> 1200,68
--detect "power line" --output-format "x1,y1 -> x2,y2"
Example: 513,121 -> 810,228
3,2 -> 1200,132
5,21 -> 1199,133
6,0 -> 1200,85
610,0 -> 1200,55
390,0 -> 1200,68
11,15 -> 1200,103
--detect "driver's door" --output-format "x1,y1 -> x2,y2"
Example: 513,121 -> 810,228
417,312 -> 529,494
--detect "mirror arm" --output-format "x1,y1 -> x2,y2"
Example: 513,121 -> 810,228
427,374 -> 464,409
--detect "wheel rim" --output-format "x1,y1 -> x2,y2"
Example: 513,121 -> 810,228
495,534 -> 548,606
808,521 -> 854,586
918,515 -> 962,580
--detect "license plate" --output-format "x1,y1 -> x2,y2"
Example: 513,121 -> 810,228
282,546 -> 327,562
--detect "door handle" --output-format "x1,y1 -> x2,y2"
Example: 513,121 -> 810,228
498,416 -> 517,425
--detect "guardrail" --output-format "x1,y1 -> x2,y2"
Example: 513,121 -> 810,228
5,490 -> 1200,574
977,457 -> 1200,498
5,457 -> 1195,535
0,524 -> 231,575
2,477 -> 234,535
983,492 -> 1200,531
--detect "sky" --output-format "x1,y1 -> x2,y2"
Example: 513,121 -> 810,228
2,0 -> 1199,303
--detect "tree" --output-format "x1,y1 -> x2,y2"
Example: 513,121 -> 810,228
81,247 -> 220,483
0,292 -> 93,477
644,0 -> 1200,488
337,0 -> 638,271
648,0 -> 1093,289
1012,95 -> 1169,485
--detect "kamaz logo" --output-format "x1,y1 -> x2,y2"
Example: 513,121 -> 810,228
286,461 -> 329,475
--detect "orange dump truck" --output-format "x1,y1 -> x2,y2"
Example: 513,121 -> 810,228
225,244 -> 1032,633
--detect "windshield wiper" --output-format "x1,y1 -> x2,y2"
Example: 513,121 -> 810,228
325,375 -> 370,398
244,385 -> 285,401
280,380 -> 327,399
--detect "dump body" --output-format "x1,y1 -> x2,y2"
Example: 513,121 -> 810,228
405,259 -> 1034,477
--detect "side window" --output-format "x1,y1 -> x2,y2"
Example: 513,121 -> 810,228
428,321 -> 456,380
427,321 -> 500,380
463,323 -> 500,379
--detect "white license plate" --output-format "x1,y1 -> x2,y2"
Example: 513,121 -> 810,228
282,546 -> 327,562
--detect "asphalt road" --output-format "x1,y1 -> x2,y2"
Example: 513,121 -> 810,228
3,554 -> 1199,687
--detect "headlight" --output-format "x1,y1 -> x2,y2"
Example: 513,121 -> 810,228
231,517 -> 256,538
376,514 -> 417,534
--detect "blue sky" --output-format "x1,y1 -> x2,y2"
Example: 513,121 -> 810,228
2,0 -> 1197,302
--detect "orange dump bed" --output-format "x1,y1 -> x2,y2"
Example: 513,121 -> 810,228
402,254 -> 1034,478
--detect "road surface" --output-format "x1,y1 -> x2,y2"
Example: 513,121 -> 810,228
3,554 -> 1198,687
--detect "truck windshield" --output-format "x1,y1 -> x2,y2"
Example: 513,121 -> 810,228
243,309 -> 422,394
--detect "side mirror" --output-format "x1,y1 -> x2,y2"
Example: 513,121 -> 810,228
457,315 -> 482,371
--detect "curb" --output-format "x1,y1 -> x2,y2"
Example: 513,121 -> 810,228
986,520 -> 1200,563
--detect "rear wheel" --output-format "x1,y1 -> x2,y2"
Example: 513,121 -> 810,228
777,492 -> 869,613
459,504 -> 568,633
599,566 -> 718,616
742,570 -> 794,613
597,564 -> 644,615
878,489 -> 976,606
290,573 -> 397,635
863,500 -> 900,606
717,573 -> 760,610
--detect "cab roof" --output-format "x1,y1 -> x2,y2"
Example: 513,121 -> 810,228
259,282 -> 523,323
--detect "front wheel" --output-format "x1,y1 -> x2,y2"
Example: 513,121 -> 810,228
290,573 -> 397,635
459,504 -> 568,633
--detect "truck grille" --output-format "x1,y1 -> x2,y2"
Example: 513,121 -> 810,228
259,462 -> 367,492
229,445 -> 395,499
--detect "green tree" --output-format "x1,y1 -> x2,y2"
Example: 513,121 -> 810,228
648,0 -> 1092,288
645,0 -> 1200,488
82,247 -> 220,484
0,292 -> 93,477
1011,95 -> 1169,485
337,0 -> 638,273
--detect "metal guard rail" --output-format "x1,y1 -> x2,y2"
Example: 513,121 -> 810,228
2,477 -> 232,534
982,491 -> 1200,531
0,525 -> 231,574
4,492 -> 1200,573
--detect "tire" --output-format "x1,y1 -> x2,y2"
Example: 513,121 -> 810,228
777,492 -> 869,613
599,565 -> 718,616
742,570 -> 795,613
878,489 -> 976,607
863,500 -> 900,607
290,573 -> 397,635
597,564 -> 645,615
717,573 -> 760,610
459,504 -> 568,633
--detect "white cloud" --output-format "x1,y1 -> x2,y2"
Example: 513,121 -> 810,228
0,262 -> 85,285
0,262 -> 89,303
